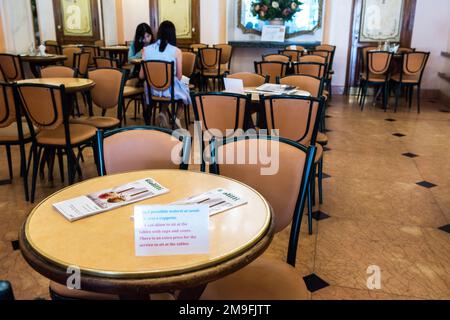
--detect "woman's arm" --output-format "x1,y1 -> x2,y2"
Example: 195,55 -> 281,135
175,48 -> 183,81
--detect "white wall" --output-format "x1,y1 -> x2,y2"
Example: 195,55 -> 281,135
411,0 -> 450,90
102,0 -> 118,45
121,0 -> 150,42
0,0 -> 35,53
201,0 -> 226,44
36,0 -> 56,42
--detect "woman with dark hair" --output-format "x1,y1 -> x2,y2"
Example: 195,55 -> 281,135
128,23 -> 153,60
141,20 -> 191,129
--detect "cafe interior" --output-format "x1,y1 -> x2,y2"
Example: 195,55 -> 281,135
0,0 -> 449,301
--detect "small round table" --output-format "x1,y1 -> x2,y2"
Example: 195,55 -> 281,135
20,170 -> 274,299
16,77 -> 95,94
20,54 -> 67,78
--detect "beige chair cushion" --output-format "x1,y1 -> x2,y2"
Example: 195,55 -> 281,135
317,132 -> 328,146
315,143 -> 323,164
0,121 -> 32,142
71,116 -> 120,129
201,257 -> 310,300
391,73 -> 419,83
36,124 -> 97,146
361,73 -> 387,83
123,86 -> 144,98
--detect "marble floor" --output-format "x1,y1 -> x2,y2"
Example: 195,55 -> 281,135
1,95 -> 449,300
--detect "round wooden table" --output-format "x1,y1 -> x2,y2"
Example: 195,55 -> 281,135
16,77 -> 95,94
20,170 -> 274,299
20,54 -> 67,78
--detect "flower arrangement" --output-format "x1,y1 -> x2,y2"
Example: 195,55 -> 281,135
251,0 -> 303,22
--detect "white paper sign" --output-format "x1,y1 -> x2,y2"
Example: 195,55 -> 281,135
134,205 -> 209,256
261,25 -> 286,42
224,78 -> 245,94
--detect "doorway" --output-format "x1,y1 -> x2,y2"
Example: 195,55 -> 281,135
53,0 -> 101,45
149,0 -> 200,48
345,0 -> 417,94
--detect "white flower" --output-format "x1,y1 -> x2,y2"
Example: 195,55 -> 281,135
272,1 -> 280,9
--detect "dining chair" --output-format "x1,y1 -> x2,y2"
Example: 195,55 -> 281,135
359,51 -> 393,111
391,51 -> 430,113
141,60 -> 190,129
62,46 -> 82,68
397,47 -> 416,54
309,50 -> 333,97
285,45 -> 305,52
71,68 -> 126,130
94,39 -> 105,47
262,53 -> 291,63
279,49 -> 303,62
73,52 -> 91,78
0,79 -> 31,201
200,136 -> 316,300
356,46 -> 377,102
45,40 -> 61,55
191,92 -> 249,172
96,126 -> 191,175
122,80 -> 146,125
213,44 -> 233,73
94,56 -> 119,68
40,66 -> 77,78
279,75 -> 327,210
262,95 -> 324,235
189,43 -> 208,53
82,45 -> 101,66
182,51 -> 197,91
293,61 -> 327,78
0,54 -> 25,82
198,47 -> 226,91
254,61 -> 288,84
15,83 -> 97,202
226,72 -> 268,87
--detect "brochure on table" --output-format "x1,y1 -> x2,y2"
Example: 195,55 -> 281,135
134,205 -> 210,256
53,178 -> 169,222
255,83 -> 297,94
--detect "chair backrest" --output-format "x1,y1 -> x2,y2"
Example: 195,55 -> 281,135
192,92 -> 248,139
212,135 -> 316,241
293,62 -> 327,78
263,95 -> 323,146
16,83 -> 67,131
316,44 -> 336,52
310,50 -> 331,64
182,51 -> 196,77
398,47 -> 415,54
62,47 -> 82,67
0,80 -> 16,128
263,54 -> 291,63
94,56 -> 119,68
279,75 -> 324,98
198,47 -> 222,71
213,44 -> 233,66
401,51 -> 430,82
142,60 -> 174,98
97,126 -> 190,175
0,54 -> 24,82
299,54 -> 326,64
82,45 -> 100,65
94,39 -> 105,47
367,51 -> 393,75
226,72 -> 267,87
279,50 -> 302,62
88,68 -> 125,111
74,52 -> 91,77
360,46 -> 377,72
45,41 -> 61,55
40,66 -> 77,78
254,61 -> 288,84
190,43 -> 208,52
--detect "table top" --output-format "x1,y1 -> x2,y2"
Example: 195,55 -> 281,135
20,170 -> 273,287
225,87 -> 311,102
17,78 -> 95,93
101,46 -> 129,52
130,58 -> 143,65
20,54 -> 67,63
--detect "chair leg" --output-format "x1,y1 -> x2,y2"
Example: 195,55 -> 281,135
57,148 -> 64,183
184,105 -> 189,130
408,86 -> 413,110
361,83 -> 368,111
6,145 -> 13,181
307,182 -> 313,235
394,83 -> 401,113
30,144 -> 42,203
417,85 -> 421,114
66,148 -> 75,185
318,157 -> 324,205
19,144 -> 29,201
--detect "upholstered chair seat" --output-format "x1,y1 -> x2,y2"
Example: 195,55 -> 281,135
0,121 -> 33,142
70,116 -> 120,129
36,124 -> 97,145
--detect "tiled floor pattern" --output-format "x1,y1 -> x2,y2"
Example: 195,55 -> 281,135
0,96 -> 449,300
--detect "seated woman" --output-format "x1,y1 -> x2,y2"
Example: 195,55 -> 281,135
141,20 -> 191,129
129,23 -> 154,60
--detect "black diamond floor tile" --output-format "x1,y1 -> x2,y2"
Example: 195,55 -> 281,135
385,118 -> 397,122
303,274 -> 330,293
393,133 -> 406,137
438,225 -> 450,234
323,146 -> 331,152
416,181 -> 438,189
440,109 -> 450,113
402,152 -> 419,158
11,240 -> 19,251
312,211 -> 330,221
325,115 -> 332,118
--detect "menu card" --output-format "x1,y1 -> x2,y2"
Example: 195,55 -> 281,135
134,205 -> 209,256
256,83 -> 297,94
170,188 -> 247,216
261,25 -> 286,42
53,178 -> 169,222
